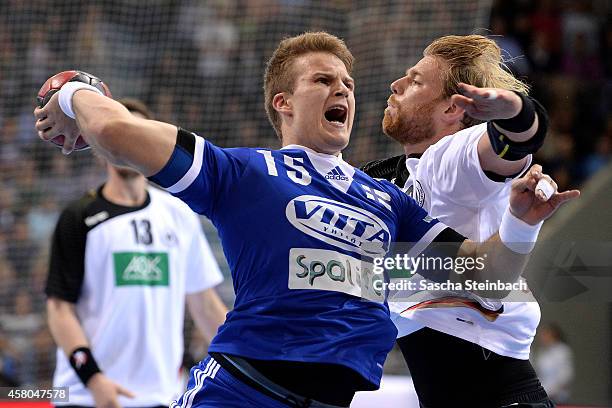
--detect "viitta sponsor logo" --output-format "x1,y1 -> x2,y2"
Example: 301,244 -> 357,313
325,166 -> 349,181
286,195 -> 391,256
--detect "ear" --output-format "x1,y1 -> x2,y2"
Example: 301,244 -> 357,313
272,93 -> 292,117
440,99 -> 465,126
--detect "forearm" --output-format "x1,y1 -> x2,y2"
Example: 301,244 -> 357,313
493,111 -> 539,143
460,233 -> 529,280
187,289 -> 228,343
478,93 -> 546,176
71,89 -> 176,176
46,298 -> 90,357
457,210 -> 541,297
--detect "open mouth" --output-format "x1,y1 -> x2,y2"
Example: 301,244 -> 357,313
324,105 -> 348,126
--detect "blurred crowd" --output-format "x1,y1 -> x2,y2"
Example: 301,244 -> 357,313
0,0 -> 609,390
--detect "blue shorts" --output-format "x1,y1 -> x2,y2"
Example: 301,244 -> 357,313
171,355 -> 291,408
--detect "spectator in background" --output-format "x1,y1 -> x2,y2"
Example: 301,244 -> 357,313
27,195 -> 60,243
560,0 -> 603,79
0,117 -> 22,181
533,323 -> 574,404
0,188 -> 16,235
0,334 -> 19,386
583,116 -> 612,177
0,290 -> 44,385
5,214 -> 39,280
528,0 -> 562,72
490,14 -> 531,77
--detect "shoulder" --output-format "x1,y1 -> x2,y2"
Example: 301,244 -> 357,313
57,189 -> 100,225
355,170 -> 414,210
52,189 -> 103,244
148,184 -> 186,206
425,123 -> 487,157
182,130 -> 255,165
360,154 -> 406,182
148,185 -> 201,221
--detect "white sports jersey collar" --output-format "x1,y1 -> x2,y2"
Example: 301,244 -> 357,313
401,156 -> 419,191
281,144 -> 355,193
281,144 -> 343,160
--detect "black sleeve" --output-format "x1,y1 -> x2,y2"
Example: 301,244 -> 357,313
45,205 -> 87,303
432,226 -> 467,245
414,227 -> 468,283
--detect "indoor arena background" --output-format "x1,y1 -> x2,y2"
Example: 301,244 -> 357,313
0,0 -> 610,406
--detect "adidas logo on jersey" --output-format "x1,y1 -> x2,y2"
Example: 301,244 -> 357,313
325,166 -> 349,181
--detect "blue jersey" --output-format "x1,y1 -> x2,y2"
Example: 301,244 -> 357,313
150,129 -> 448,387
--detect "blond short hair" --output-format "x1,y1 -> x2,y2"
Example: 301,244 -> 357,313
424,35 -> 530,128
264,32 -> 354,139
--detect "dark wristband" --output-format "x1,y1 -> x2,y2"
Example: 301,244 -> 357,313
487,94 -> 548,161
493,91 -> 536,133
69,347 -> 101,386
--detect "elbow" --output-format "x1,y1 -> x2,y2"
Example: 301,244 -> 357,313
46,298 -> 61,329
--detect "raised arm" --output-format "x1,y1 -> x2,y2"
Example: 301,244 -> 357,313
452,83 -> 547,178
34,84 -> 176,176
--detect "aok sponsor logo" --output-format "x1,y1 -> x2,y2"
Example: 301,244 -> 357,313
286,195 -> 391,256
288,248 -> 384,302
113,252 -> 169,286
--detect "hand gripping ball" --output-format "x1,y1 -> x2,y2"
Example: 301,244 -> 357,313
37,70 -> 111,151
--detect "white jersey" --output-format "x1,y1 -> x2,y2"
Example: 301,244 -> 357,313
46,186 -> 223,407
390,123 -> 541,359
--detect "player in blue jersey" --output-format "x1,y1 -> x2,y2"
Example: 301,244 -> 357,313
34,32 -> 578,408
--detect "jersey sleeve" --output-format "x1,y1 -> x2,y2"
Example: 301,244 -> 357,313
148,128 -> 250,218
420,123 -> 531,206
45,205 -> 87,303
183,212 -> 224,294
384,181 -> 468,282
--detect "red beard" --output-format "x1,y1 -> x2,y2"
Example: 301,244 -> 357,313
383,100 -> 437,146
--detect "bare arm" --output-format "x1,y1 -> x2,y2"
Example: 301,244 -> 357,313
47,297 -> 134,405
452,83 -> 541,177
35,89 -> 176,176
455,233 -> 530,298
46,297 -> 89,356
186,288 -> 228,344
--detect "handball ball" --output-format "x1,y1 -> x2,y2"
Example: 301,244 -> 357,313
37,70 -> 112,151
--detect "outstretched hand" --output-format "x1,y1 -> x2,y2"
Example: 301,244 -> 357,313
451,83 -> 523,121
509,164 -> 580,225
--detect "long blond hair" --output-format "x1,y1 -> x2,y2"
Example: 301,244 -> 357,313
424,35 -> 529,128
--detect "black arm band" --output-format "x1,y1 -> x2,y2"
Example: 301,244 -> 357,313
69,347 -> 101,386
494,92 -> 536,132
487,94 -> 549,161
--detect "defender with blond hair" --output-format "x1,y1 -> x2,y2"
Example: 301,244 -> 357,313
364,34 -> 554,407
35,31 -> 577,407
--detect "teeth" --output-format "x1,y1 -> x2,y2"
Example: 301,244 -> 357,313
325,105 -> 348,126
